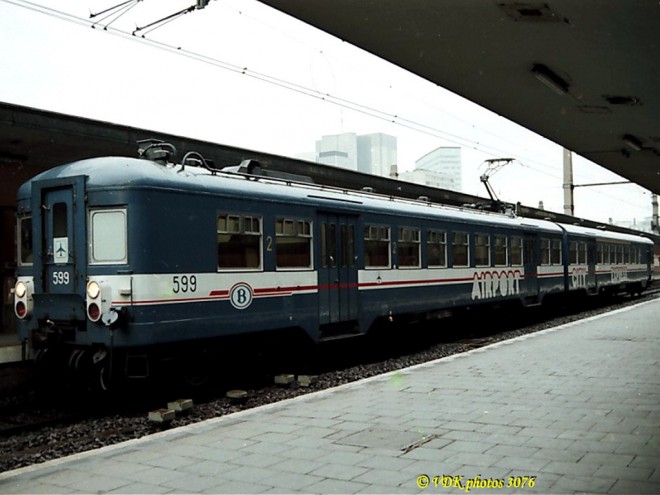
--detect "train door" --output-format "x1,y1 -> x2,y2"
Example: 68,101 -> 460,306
317,213 -> 359,338
33,178 -> 87,299
523,233 -> 540,302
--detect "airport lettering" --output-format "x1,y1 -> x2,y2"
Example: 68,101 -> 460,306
471,270 -> 521,300
571,266 -> 588,288
611,266 -> 628,283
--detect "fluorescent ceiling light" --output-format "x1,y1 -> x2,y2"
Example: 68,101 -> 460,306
623,134 -> 643,151
532,64 -> 569,95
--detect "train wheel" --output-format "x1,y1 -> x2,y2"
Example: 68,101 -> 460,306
93,365 -> 109,392
181,351 -> 212,389
89,349 -> 111,392
183,363 -> 210,388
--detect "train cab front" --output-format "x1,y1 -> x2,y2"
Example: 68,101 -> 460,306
14,175 -> 119,389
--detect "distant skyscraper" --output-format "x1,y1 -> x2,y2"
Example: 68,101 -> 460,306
403,147 -> 462,191
357,133 -> 398,176
295,151 -> 317,163
316,133 -> 359,171
315,132 -> 397,176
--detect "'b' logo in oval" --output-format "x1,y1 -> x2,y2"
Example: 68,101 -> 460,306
229,282 -> 253,310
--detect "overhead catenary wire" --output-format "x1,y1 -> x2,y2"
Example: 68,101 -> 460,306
1,0 -> 574,181
89,0 -> 139,19
91,0 -> 141,30
217,1 -> 573,177
1,0 -> 652,217
132,4 -> 196,37
1,0 -> 535,160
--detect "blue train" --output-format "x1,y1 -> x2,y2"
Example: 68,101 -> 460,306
13,143 -> 654,388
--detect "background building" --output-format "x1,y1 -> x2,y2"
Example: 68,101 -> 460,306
400,146 -> 463,191
314,132 -> 397,176
610,217 -> 654,233
357,133 -> 397,176
316,132 -> 359,171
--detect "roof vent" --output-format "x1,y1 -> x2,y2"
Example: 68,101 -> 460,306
498,3 -> 568,23
221,160 -> 314,183
604,95 -> 642,106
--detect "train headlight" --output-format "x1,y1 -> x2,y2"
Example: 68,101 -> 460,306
15,301 -> 27,318
14,279 -> 33,320
88,302 -> 101,322
87,281 -> 101,299
15,281 -> 27,298
86,279 -> 110,323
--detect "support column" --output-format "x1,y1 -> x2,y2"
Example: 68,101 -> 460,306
563,148 -> 574,216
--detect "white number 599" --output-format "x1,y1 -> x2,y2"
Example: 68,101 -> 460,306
53,271 -> 70,285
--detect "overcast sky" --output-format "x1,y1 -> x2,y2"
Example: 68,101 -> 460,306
0,0 -> 654,227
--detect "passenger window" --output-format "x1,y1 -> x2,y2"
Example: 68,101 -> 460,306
398,227 -> 420,268
475,234 -> 490,267
541,239 -> 551,265
217,214 -> 261,270
276,218 -> 312,269
89,208 -> 128,264
364,225 -> 390,268
551,239 -> 562,265
510,236 -> 522,266
452,232 -> 469,267
570,240 -> 587,264
579,242 -> 587,264
604,244 -> 611,264
493,236 -> 507,266
569,241 -> 577,264
427,230 -> 447,267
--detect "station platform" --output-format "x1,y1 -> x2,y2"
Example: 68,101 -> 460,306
1,298 -> 659,494
0,333 -> 22,364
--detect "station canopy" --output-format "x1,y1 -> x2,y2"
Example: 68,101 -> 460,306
259,0 -> 660,196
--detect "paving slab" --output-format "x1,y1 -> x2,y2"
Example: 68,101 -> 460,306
0,297 -> 659,494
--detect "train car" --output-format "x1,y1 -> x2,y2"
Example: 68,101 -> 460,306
12,144 -> 654,388
560,224 -> 653,296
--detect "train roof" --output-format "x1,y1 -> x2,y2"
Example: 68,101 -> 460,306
17,156 -> 653,245
559,223 -> 653,246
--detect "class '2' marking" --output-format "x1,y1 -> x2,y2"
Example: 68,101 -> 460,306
230,282 -> 253,310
